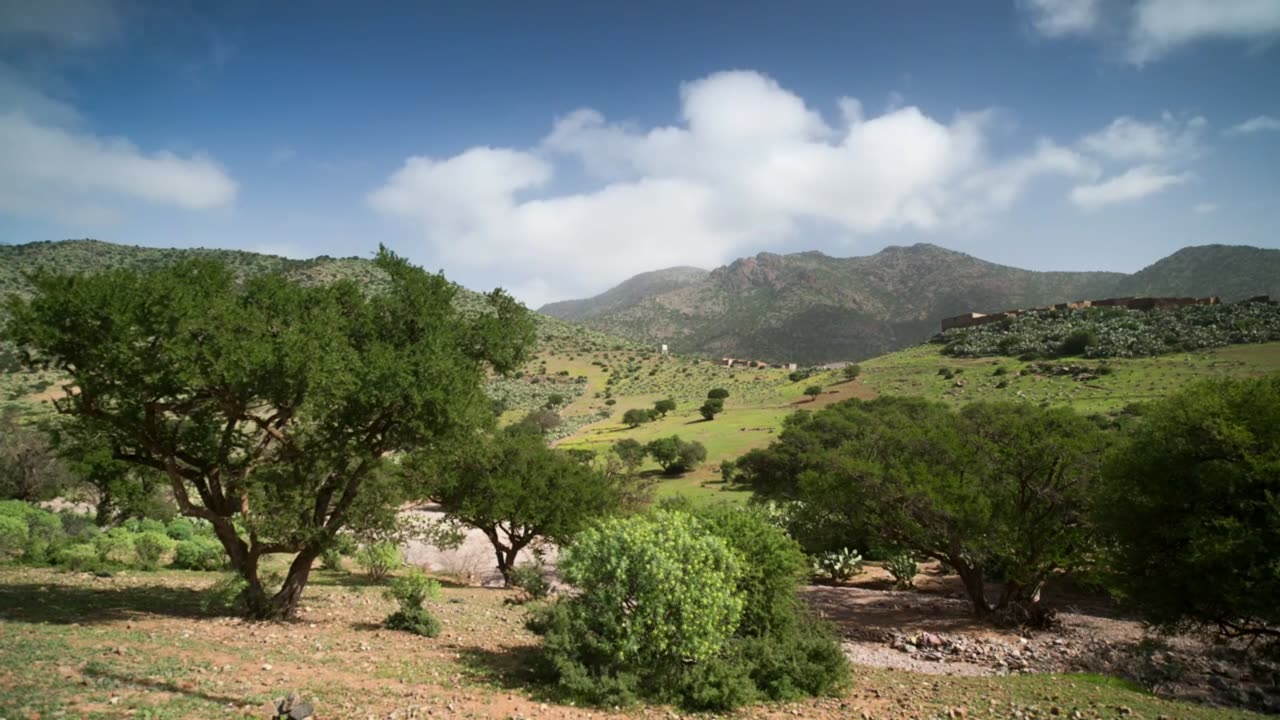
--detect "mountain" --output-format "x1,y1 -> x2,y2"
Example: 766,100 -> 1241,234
539,243 -> 1280,364
1112,244 -> 1280,301
540,266 -> 709,321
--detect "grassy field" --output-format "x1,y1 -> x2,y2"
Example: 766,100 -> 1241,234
0,565 -> 1262,720
860,341 -> 1280,414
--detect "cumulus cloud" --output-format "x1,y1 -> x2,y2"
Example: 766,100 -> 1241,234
1070,164 -> 1190,211
1021,0 -> 1102,37
1225,115 -> 1280,135
370,71 -> 1098,304
0,110 -> 238,220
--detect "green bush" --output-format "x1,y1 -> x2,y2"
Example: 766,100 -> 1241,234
707,388 -> 730,400
693,505 -> 806,636
383,569 -> 442,637
23,508 -> 64,564
133,531 -> 176,570
886,552 -> 918,589
55,543 -> 99,572
0,515 -> 28,559
356,541 -> 401,580
645,436 -> 707,474
530,511 -> 746,708
93,527 -> 136,565
172,537 -> 225,571
813,548 -> 863,583
321,533 -> 357,572
509,562 -> 552,603
165,518 -> 196,541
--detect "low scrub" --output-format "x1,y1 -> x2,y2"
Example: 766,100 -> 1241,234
935,303 -> 1280,359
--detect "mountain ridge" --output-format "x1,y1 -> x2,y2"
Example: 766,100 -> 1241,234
538,243 -> 1279,364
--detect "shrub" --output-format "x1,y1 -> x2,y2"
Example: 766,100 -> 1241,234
841,364 -> 862,381
321,533 -> 357,572
886,552 -> 918,590
94,527 -> 136,565
0,515 -> 28,559
20,506 -> 64,564
531,512 -> 743,705
1099,376 -> 1280,644
172,537 -> 226,571
621,408 -> 651,428
165,518 -> 196,541
707,388 -> 730,400
509,561 -> 553,603
383,569 -> 442,637
693,505 -> 806,636
813,548 -> 863,583
803,385 -> 823,401
1059,329 -> 1096,356
57,543 -> 100,572
604,398 -> 616,406
356,541 -> 402,580
133,531 -> 176,570
992,366 -> 1008,376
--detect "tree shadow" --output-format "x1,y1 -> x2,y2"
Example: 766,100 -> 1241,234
0,581 -> 218,625
455,644 -> 559,699
82,664 -> 254,708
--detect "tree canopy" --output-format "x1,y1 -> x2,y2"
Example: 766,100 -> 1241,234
3,248 -> 534,618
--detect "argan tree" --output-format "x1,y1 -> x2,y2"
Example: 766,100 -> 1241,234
412,427 -> 623,584
3,249 -> 533,618
653,398 -> 676,417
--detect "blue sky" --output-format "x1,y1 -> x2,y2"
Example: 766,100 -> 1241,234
1,0 -> 1278,307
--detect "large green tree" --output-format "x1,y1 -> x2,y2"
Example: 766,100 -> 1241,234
741,396 -> 1106,617
411,427 -> 624,584
1100,376 -> 1280,643
3,249 -> 533,618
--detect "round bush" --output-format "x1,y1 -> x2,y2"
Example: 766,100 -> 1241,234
165,518 -> 196,541
57,543 -> 100,572
172,537 -> 225,571
94,528 -> 136,565
134,531 -> 176,570
356,541 -> 402,580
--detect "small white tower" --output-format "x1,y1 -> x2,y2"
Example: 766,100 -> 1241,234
660,344 -> 669,355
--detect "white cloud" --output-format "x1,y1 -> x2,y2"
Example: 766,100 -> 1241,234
1021,0 -> 1280,63
371,71 -> 1100,304
1193,202 -> 1218,214
1021,0 -> 1101,37
1129,0 -> 1280,63
0,111 -> 238,220
1070,164 -> 1190,211
0,0 -> 123,49
1225,115 -> 1280,135
1077,113 -> 1205,161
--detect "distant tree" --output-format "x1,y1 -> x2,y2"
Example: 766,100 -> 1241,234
653,398 -> 677,417
413,428 -> 624,585
0,417 -> 72,502
645,436 -> 707,474
518,408 -> 563,434
1099,377 -> 1280,644
841,365 -> 861,381
612,438 -> 648,472
622,408 -> 651,428
699,399 -> 724,421
803,385 -> 823,401
745,397 -> 1106,618
545,393 -> 566,409
707,388 -> 730,400
4,248 -> 534,619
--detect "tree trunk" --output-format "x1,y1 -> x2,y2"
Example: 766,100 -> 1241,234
241,546 -> 319,620
953,561 -> 992,616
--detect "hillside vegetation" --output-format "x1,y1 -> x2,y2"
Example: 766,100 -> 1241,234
540,243 -> 1280,364
936,302 -> 1280,359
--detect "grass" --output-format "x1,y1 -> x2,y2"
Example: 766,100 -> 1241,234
860,341 -> 1280,414
0,565 -> 1264,720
